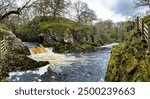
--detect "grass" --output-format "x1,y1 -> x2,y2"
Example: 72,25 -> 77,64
80,44 -> 92,50
142,15 -> 150,25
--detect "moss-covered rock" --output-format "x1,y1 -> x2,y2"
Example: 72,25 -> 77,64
53,43 -> 95,53
0,54 -> 48,81
105,29 -> 150,82
0,27 -> 30,55
16,16 -> 102,53
0,27 -> 49,81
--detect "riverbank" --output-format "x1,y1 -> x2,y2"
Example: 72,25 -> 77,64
105,29 -> 150,82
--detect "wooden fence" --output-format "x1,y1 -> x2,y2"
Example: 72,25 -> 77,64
0,36 -> 7,59
137,17 -> 150,54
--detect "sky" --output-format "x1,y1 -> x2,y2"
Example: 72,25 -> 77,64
17,0 -> 149,22
72,0 -> 149,22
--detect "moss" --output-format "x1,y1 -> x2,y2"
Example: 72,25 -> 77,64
30,16 -> 75,25
16,25 -> 31,33
105,27 -> 150,82
39,22 -> 73,31
142,15 -> 150,25
15,16 -> 100,53
0,54 -> 49,81
7,54 -> 49,71
126,57 -> 138,74
53,42 -> 95,53
80,44 -> 92,50
0,28 -> 11,36
17,16 -> 75,35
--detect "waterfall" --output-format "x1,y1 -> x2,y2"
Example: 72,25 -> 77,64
29,47 -> 47,54
25,43 -> 83,65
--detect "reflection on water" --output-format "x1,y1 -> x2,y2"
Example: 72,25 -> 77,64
7,43 -> 118,82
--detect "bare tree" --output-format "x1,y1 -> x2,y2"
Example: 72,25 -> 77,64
0,0 -> 16,17
135,0 -> 150,8
73,0 -> 97,24
33,0 -> 51,16
0,0 -> 36,21
50,0 -> 71,17
33,0 -> 71,17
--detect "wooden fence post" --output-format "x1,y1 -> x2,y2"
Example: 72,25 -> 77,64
146,26 -> 150,57
148,26 -> 150,53
147,26 -> 150,63
0,41 -> 2,59
142,21 -> 144,34
137,17 -> 139,30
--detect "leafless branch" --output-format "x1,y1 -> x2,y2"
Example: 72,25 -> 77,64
0,0 -> 36,21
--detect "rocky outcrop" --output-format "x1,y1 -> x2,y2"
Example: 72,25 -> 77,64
0,27 -> 49,81
40,66 -> 66,82
105,29 -> 150,82
16,16 -> 102,53
2,29 -> 30,55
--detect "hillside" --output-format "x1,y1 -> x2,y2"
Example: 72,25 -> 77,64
105,16 -> 150,82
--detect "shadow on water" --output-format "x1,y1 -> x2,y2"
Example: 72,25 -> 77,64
7,43 -> 118,82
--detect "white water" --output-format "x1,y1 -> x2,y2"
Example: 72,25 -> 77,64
100,43 -> 119,49
28,47 -> 85,65
8,46 -> 86,82
8,43 -> 118,82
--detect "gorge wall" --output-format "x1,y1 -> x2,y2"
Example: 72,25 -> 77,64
105,28 -> 150,82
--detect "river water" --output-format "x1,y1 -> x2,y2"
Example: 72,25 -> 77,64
7,43 -> 118,82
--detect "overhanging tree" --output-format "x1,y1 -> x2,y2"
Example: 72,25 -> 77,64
0,0 -> 35,21
135,0 -> 150,8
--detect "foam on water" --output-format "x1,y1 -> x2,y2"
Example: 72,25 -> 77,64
100,43 -> 119,48
8,47 -> 84,81
8,63 -> 64,78
28,47 -> 84,65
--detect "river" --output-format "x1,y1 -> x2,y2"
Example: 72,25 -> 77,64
7,43 -> 118,82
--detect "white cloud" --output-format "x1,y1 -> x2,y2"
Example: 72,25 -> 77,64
71,0 -> 125,22
71,0 -> 148,22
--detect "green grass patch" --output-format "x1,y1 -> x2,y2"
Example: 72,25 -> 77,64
80,44 -> 92,50
142,15 -> 150,25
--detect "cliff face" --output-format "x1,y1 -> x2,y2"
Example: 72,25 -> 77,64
105,29 -> 150,82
